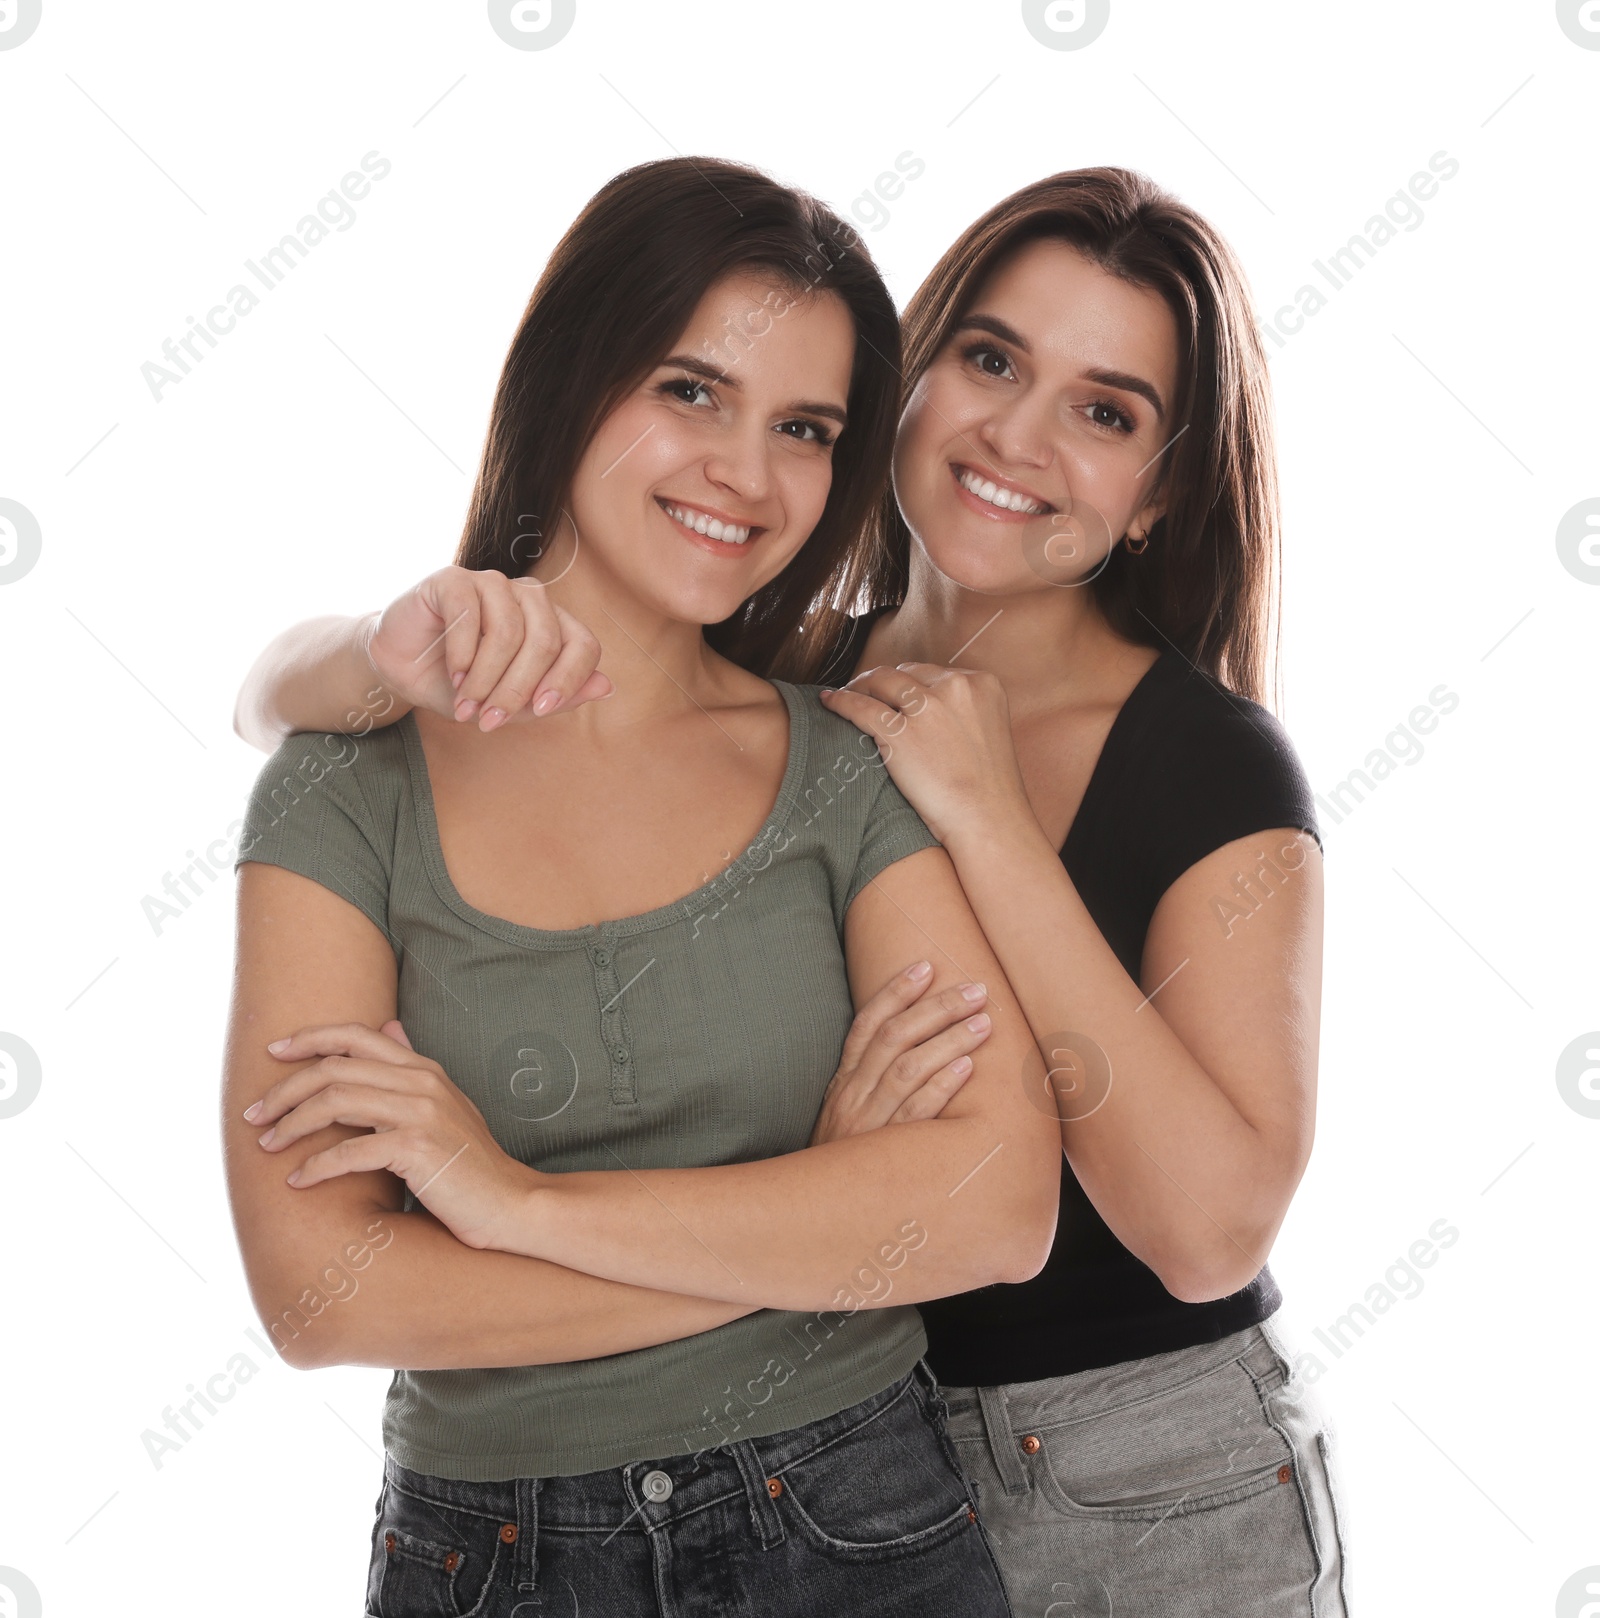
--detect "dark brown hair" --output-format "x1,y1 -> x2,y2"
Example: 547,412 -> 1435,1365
455,157 -> 902,682
862,167 -> 1281,704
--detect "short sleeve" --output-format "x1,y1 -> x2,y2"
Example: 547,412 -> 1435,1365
841,751 -> 942,919
233,728 -> 400,961
1143,697 -> 1323,907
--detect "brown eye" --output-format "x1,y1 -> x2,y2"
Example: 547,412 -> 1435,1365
1087,400 -> 1135,434
660,377 -> 713,407
963,342 -> 1013,379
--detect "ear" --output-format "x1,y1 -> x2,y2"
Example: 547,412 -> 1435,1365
1128,487 -> 1167,545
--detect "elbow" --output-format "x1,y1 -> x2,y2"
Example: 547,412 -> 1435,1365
249,1290 -> 355,1371
992,1189 -> 1060,1286
275,1336 -> 330,1372
1159,1240 -> 1271,1306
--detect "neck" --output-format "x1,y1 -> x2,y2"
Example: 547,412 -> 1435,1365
888,547 -> 1142,716
526,533 -> 747,733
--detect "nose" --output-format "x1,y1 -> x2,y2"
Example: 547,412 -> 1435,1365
703,420 -> 772,507
975,389 -> 1055,472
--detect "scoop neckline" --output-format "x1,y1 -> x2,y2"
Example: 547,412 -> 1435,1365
398,678 -> 811,951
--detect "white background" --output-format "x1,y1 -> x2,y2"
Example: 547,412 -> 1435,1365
1,2 -> 1596,1613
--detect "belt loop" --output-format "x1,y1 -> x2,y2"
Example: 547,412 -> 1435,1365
728,1440 -> 785,1550
912,1356 -> 950,1430
977,1384 -> 1030,1497
513,1475 -> 540,1592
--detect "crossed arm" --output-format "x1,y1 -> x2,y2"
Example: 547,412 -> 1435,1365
224,853 -> 1059,1371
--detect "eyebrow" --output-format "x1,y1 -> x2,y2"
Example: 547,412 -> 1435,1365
953,314 -> 1167,424
659,352 -> 849,428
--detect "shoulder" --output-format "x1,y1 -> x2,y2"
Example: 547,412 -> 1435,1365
1084,653 -> 1321,898
236,720 -> 410,865
782,681 -> 941,922
786,681 -> 903,802
1133,655 -> 1311,800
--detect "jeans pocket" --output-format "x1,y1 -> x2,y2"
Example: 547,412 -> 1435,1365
366,1474 -> 505,1618
776,1379 -> 978,1564
1032,1357 -> 1295,1521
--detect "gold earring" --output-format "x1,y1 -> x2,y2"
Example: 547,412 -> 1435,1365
1125,531 -> 1149,554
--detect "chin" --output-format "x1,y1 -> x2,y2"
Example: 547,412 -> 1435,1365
915,528 -> 1032,599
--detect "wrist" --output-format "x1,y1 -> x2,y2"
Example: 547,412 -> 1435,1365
483,1161 -> 556,1259
354,610 -> 384,683
942,790 -> 1041,862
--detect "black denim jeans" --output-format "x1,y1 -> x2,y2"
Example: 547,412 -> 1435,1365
364,1359 -> 1013,1617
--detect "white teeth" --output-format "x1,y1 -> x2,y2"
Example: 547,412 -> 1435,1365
664,502 -> 751,543
957,468 -> 1046,515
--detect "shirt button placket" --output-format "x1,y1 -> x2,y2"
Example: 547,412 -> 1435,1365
591,930 -> 637,1105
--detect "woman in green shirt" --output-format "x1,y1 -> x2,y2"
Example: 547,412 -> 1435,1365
222,157 -> 1059,1617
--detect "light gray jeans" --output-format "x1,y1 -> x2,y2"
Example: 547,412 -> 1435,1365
935,1317 -> 1351,1616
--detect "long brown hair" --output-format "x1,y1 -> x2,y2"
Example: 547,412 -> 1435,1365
455,157 -> 901,683
863,167 -> 1281,704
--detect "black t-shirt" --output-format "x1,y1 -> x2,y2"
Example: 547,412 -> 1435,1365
820,606 -> 1323,1383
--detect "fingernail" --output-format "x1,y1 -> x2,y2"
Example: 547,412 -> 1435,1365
951,1056 -> 973,1076
267,1038 -> 291,1054
907,960 -> 932,981
481,707 -> 507,731
960,982 -> 987,1002
286,1169 -> 301,1186
966,1013 -> 991,1033
818,687 -> 835,696
450,669 -> 466,691
259,1128 -> 276,1147
242,1101 -> 262,1121
454,698 -> 479,722
532,690 -> 561,716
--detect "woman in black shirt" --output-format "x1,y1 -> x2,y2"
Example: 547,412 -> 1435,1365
813,170 -> 1348,1615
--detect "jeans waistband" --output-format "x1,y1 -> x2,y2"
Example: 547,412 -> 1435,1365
942,1324 -> 1288,1496
381,1361 -> 938,1590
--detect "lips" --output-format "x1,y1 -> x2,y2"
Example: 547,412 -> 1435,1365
657,497 -> 757,546
951,463 -> 1053,516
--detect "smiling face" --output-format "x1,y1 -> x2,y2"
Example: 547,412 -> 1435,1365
553,270 -> 855,627
892,237 -> 1182,596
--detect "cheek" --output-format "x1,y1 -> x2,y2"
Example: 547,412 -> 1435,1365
892,384 -> 950,499
575,406 -> 691,516
776,450 -> 835,538
1060,446 -> 1140,523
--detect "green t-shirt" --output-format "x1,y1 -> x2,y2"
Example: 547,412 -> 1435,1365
234,679 -> 941,1480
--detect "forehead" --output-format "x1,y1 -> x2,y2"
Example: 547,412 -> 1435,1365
965,238 -> 1179,397
673,271 -> 855,401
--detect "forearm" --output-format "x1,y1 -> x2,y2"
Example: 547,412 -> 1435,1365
493,1119 -> 1054,1312
259,1203 -> 755,1371
942,809 -> 1282,1290
234,612 -> 407,751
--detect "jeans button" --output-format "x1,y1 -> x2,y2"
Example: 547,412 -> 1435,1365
641,1469 -> 673,1502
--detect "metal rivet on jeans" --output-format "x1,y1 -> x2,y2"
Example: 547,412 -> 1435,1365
766,1477 -> 783,1498
443,1551 -> 460,1572
1020,1434 -> 1042,1455
499,1523 -> 518,1543
1277,1464 -> 1292,1483
642,1469 -> 674,1501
